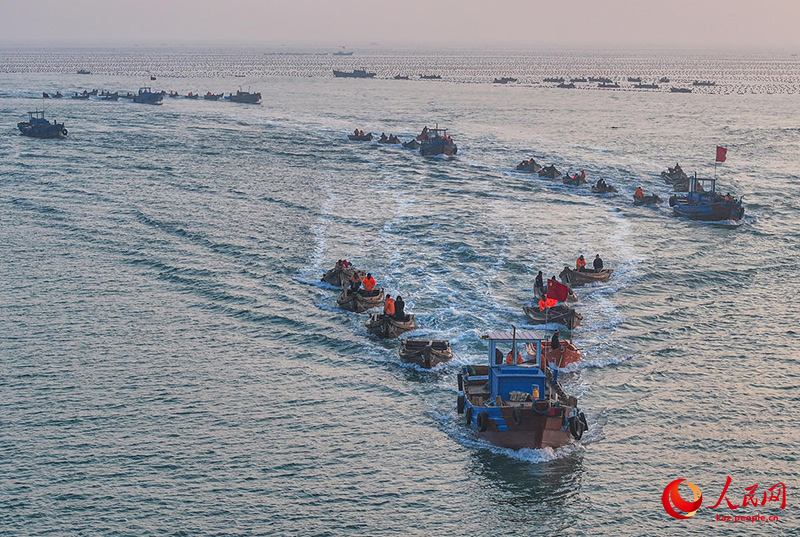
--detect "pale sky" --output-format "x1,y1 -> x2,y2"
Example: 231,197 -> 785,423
1,0 -> 798,50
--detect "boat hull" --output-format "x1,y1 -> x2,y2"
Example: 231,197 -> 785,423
321,267 -> 364,288
336,288 -> 385,313
420,139 -> 457,156
522,305 -> 582,330
229,92 -> 262,104
348,134 -> 373,141
18,123 -> 67,138
465,403 -> 577,450
633,195 -> 662,206
671,201 -> 744,221
591,185 -> 618,194
399,339 -> 453,368
365,313 -> 416,338
559,267 -> 613,286
516,160 -> 542,172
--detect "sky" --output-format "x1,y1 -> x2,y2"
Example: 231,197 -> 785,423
0,0 -> 798,50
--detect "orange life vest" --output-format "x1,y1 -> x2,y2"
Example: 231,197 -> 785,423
635,187 -> 644,198
363,276 -> 376,291
576,257 -> 586,270
384,298 -> 395,315
539,298 -> 548,311
506,351 -> 524,364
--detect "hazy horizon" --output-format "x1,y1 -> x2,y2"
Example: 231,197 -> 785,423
1,0 -> 799,51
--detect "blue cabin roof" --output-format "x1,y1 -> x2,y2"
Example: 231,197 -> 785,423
483,330 -> 547,402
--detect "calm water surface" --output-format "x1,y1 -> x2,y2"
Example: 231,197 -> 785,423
0,48 -> 798,536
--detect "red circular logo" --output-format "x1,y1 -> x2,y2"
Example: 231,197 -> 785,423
662,479 -> 703,519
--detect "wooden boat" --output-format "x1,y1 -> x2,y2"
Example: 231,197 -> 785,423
563,174 -> 587,186
633,194 -> 663,206
515,159 -> 541,172
348,133 -> 373,141
203,92 -> 224,101
53,92 -> 63,98
394,75 -> 410,80
419,126 -> 457,156
570,77 -> 587,83
320,265 -> 364,287
598,82 -> 620,88
72,92 -> 90,99
557,82 -> 575,89
628,77 -> 642,83
337,288 -> 385,313
419,74 -> 441,80
378,135 -> 401,144
402,139 -> 421,150
591,183 -> 618,194
659,77 -> 670,83
543,77 -> 565,83
538,165 -> 562,179
661,168 -> 689,185
42,92 -> 50,98
635,83 -> 659,89
669,176 -> 744,222
17,110 -> 67,138
589,76 -> 612,83
365,313 -> 416,338
399,339 -> 453,368
100,92 -> 119,101
77,69 -> 91,75
670,87 -> 692,93
458,329 -> 587,450
693,80 -> 716,86
559,267 -> 613,286
526,341 -> 582,368
522,304 -> 582,330
493,77 -> 518,84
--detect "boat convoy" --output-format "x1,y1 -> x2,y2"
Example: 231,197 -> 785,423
319,252 -> 615,451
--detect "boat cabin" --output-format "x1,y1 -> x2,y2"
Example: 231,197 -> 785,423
25,110 -> 50,125
482,329 -> 548,403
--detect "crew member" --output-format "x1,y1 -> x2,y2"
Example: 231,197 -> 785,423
394,295 -> 406,321
576,255 -> 586,271
551,329 -> 561,349
593,254 -> 604,272
362,273 -> 376,292
506,349 -> 524,364
383,295 -> 395,317
634,187 -> 644,198
535,271 -> 545,295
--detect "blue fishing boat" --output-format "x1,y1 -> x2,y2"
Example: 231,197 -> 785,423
418,125 -> 457,156
132,87 -> 163,105
669,175 -> 744,221
458,329 -> 587,450
17,110 -> 68,138
228,88 -> 262,104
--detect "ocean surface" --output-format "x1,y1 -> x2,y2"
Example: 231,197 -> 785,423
1,47 -> 799,536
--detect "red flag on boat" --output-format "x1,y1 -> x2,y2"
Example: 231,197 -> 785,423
716,146 -> 727,162
150,76 -> 156,81
546,279 -> 570,302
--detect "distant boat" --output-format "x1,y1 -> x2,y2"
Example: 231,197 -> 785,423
18,110 -> 67,138
77,69 -> 91,75
659,76 -> 670,83
42,92 -> 50,98
670,87 -> 692,93
418,125 -> 457,156
133,87 -> 163,104
203,92 -> 224,101
71,91 -> 90,99
100,92 -> 119,101
635,83 -> 659,89
333,69 -> 376,78
627,77 -> 641,82
493,77 -> 518,84
393,75 -> 410,80
692,80 -> 716,86
52,91 -> 63,98
669,175 -> 744,221
186,92 -> 199,99
570,77 -> 587,83
228,88 -> 262,104
543,77 -> 564,83
589,76 -> 612,83
333,47 -> 354,56
419,74 -> 441,80
557,82 -> 575,89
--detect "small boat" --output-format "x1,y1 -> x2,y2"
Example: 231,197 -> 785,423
72,91 -> 90,99
516,159 -> 542,172
321,264 -> 364,288
378,135 -> 401,144
635,83 -> 659,89
53,92 -> 63,98
591,182 -> 618,194
589,76 -> 612,83
348,132 -> 373,141
633,194 -> 663,206
543,77 -> 565,83
336,288 -> 385,313
458,328 -> 588,450
365,313 -> 416,338
229,89 -> 262,104
167,91 -> 181,98
333,47 -> 354,56
538,165 -> 562,179
87,89 -> 98,96
598,82 -> 620,88
534,285 -> 578,303
203,92 -> 223,101
659,77 -> 670,83
100,92 -> 119,101
662,167 -> 689,185
42,92 -> 50,98
522,304 -> 582,330
394,75 -> 410,80
557,82 -> 575,89
402,139 -> 421,150
333,69 -> 376,78
570,77 -> 587,83
526,341 -> 582,369
670,87 -> 692,93
17,110 -> 67,138
559,267 -> 613,286
77,69 -> 91,75
419,74 -> 441,80
133,87 -> 163,104
669,176 -> 744,222
693,80 -> 716,86
419,126 -> 457,156
186,92 -> 199,99
563,174 -> 587,186
628,77 -> 642,83
399,339 -> 453,368
493,77 -> 518,84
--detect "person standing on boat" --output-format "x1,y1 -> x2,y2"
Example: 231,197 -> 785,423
535,271 -> 545,295
593,254 -> 604,272
348,272 -> 362,294
383,295 -> 395,318
506,349 -> 523,364
551,330 -> 561,350
394,295 -> 406,321
362,273 -> 376,293
580,169 -> 586,180
634,187 -> 644,199
576,255 -> 586,272
539,296 -> 557,311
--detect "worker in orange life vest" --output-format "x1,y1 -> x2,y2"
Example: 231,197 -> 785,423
634,187 -> 644,199
383,295 -> 395,317
362,273 -> 376,292
506,349 -> 524,364
576,255 -> 586,271
580,169 -> 586,180
539,296 -> 558,311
